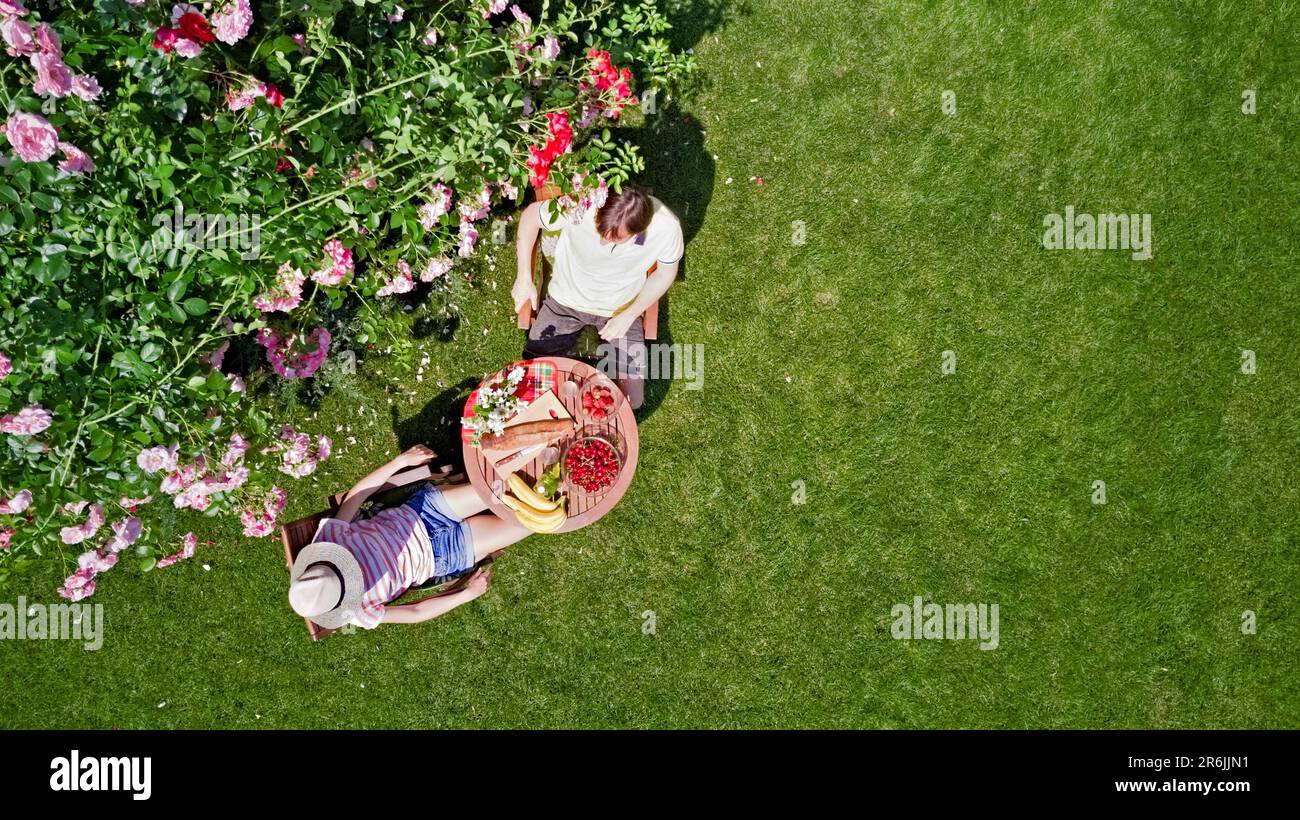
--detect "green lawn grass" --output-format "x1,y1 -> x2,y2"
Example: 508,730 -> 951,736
3,0 -> 1298,728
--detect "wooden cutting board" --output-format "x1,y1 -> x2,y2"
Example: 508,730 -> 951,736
482,390 -> 573,478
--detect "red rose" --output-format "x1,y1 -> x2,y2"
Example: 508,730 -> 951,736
177,12 -> 215,45
526,145 -> 551,186
262,83 -> 284,108
276,157 -> 292,173
152,26 -> 179,54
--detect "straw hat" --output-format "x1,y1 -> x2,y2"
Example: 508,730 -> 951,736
288,541 -> 365,629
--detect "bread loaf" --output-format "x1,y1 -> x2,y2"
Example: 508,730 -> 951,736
480,419 -> 573,450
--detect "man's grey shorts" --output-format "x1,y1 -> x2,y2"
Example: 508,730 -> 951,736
523,297 -> 647,379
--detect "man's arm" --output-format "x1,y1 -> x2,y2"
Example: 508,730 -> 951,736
598,258 -> 679,341
512,201 -> 543,313
334,444 -> 434,523
382,567 -> 491,624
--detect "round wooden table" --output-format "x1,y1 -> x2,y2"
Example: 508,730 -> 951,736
461,357 -> 639,533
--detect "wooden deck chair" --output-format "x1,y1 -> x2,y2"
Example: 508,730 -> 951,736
516,185 -> 660,339
279,462 -> 485,641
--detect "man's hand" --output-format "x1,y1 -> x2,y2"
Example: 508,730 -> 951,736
398,444 -> 435,467
599,311 -> 637,342
512,276 -> 538,314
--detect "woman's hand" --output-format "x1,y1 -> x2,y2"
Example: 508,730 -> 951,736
398,444 -> 436,467
463,566 -> 492,599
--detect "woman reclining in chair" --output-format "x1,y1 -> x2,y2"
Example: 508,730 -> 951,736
288,445 -> 530,630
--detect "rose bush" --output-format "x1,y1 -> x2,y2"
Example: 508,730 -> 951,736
0,0 -> 692,593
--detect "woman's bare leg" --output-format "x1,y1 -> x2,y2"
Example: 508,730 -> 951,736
436,481 -> 491,519
466,513 -> 531,561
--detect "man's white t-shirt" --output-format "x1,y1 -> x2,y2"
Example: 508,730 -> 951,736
539,195 -> 683,317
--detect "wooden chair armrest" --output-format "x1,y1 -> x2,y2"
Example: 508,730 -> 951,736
516,301 -> 534,329
518,185 -> 562,330
643,299 -> 659,340
642,262 -> 661,340
518,230 -> 545,329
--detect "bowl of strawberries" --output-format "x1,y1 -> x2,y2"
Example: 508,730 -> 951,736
578,377 -> 619,421
561,424 -> 625,498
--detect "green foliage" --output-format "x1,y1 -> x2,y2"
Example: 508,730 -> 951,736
0,0 -> 692,584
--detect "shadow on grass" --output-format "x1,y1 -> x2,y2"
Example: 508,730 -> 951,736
623,99 -> 713,420
391,376 -> 481,469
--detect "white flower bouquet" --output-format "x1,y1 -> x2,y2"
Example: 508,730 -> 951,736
462,366 -> 530,445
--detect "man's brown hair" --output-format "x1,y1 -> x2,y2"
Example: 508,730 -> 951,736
595,184 -> 654,240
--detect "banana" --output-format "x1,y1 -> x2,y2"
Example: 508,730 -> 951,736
504,495 -> 565,527
503,493 -> 567,533
506,472 -> 559,512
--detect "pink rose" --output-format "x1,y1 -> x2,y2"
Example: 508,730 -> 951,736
105,517 -> 142,552
421,257 -> 452,281
376,261 -> 415,297
312,239 -> 353,286
457,220 -> 478,257
59,567 -> 98,600
30,51 -> 72,98
67,567 -> 96,589
267,424 -> 332,477
174,37 -> 202,58
0,489 -> 32,515
211,0 -> 252,45
157,532 -> 197,567
57,142 -> 93,175
0,403 -> 52,435
32,22 -> 60,56
136,444 -> 179,475
0,1 -> 29,17
59,504 -> 104,545
241,509 -> 274,537
222,432 -> 250,467
240,486 -> 287,537
0,351 -> 11,379
58,579 -> 96,601
71,74 -> 101,101
1,16 -> 34,56
4,111 -> 57,163
78,548 -> 118,573
252,265 -> 305,313
173,482 -> 212,511
257,327 -> 331,380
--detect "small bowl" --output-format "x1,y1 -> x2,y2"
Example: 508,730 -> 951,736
578,376 -> 621,422
561,424 -> 626,499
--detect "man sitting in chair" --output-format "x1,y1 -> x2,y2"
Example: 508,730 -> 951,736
513,183 -> 683,409
288,445 -> 530,630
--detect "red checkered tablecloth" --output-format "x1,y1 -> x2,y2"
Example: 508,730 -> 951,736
460,359 -> 558,444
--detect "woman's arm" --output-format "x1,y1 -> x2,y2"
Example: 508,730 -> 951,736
382,567 -> 491,624
334,444 -> 434,523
